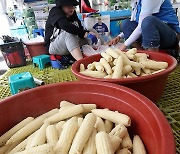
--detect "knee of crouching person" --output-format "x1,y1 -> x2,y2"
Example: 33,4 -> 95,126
141,16 -> 157,30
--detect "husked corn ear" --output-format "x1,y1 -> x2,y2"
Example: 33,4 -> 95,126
106,48 -> 119,58
4,140 -> 22,154
78,117 -> 84,128
116,148 -> 132,154
60,100 -> 75,108
95,132 -> 113,154
140,60 -> 168,70
15,144 -> 54,154
94,117 -> 106,132
55,121 -> 66,137
87,63 -> 95,70
83,128 -> 97,154
109,124 -> 127,139
109,134 -> 122,152
46,105 -> 84,124
100,58 -> 113,75
104,120 -> 114,133
121,132 -> 133,149
112,56 -> 123,79
69,113 -> 96,154
122,65 -> 132,75
0,117 -> 34,146
101,52 -> 113,62
142,68 -> 151,74
94,62 -> 105,72
6,108 -> 58,145
9,137 -> 30,154
29,122 -> 49,148
151,69 -> 165,74
133,135 -> 146,154
82,104 -> 97,113
80,70 -> 107,78
80,63 -> 85,72
126,48 -> 137,55
60,101 -> 96,114
92,109 -> 131,127
46,125 -> 58,145
0,144 -> 12,154
125,53 -> 135,60
56,117 -> 78,154
128,72 -> 138,78
26,131 -> 38,149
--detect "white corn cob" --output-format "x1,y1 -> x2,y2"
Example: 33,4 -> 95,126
104,120 -> 114,133
125,53 -> 135,60
0,117 -> 34,146
140,60 -> 168,70
116,148 -> 132,154
83,128 -> 97,154
46,105 -> 84,124
25,130 -> 38,149
100,58 -> 113,75
60,101 -> 96,114
6,108 -> 58,145
133,135 -> 146,154
9,134 -> 34,154
134,67 -> 141,76
94,62 -> 105,72
121,132 -> 133,149
80,63 -> 85,72
55,121 -> 66,137
109,134 -> 122,152
128,72 -> 138,78
104,75 -> 112,79
46,125 -> 58,145
122,65 -> 132,75
60,100 -> 75,108
29,121 -> 49,148
95,132 -> 113,154
78,117 -> 84,128
109,124 -> 127,139
4,140 -> 22,154
69,113 -> 96,154
56,117 -> 78,154
126,48 -> 137,55
92,109 -> 131,127
14,144 -> 54,154
101,52 -> 113,62
80,70 -> 107,78
94,117 -> 106,132
106,48 -> 119,58
142,68 -> 151,74
87,63 -> 96,70
152,69 -> 166,74
112,56 -> 123,79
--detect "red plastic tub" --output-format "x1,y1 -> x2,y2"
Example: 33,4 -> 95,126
72,51 -> 177,103
24,42 -> 48,58
0,82 -> 175,154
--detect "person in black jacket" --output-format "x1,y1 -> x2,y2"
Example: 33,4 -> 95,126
44,0 -> 97,60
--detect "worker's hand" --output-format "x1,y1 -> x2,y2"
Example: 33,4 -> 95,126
119,43 -> 127,51
84,32 -> 89,38
109,36 -> 120,46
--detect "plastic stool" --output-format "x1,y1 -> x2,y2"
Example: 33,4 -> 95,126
9,72 -> 36,95
33,54 -> 50,70
33,28 -> 45,38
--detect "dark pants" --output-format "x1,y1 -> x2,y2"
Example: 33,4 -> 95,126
122,16 -> 178,49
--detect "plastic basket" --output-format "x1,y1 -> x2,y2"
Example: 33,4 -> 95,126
0,42 -> 26,68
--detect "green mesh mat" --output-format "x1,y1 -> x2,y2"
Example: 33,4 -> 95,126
0,62 -> 77,99
0,62 -> 180,153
